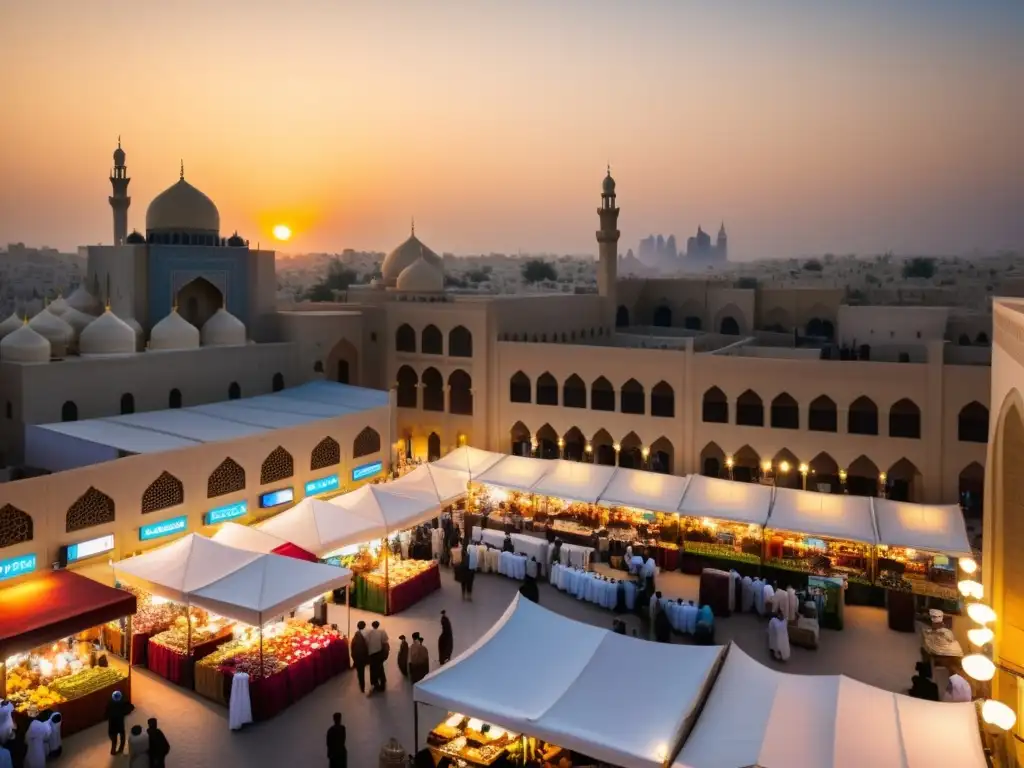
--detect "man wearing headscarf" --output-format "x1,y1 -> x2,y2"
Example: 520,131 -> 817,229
23,714 -> 50,768
106,690 -> 130,754
409,633 -> 430,683
45,711 -> 62,757
946,671 -> 973,702
438,610 -> 454,665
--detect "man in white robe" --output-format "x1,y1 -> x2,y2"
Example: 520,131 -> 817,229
229,671 -> 253,730
741,576 -> 754,612
762,582 -> 775,617
768,610 -> 791,662
785,587 -> 798,621
0,700 -> 13,744
23,716 -> 51,768
946,673 -> 973,702
752,578 -> 764,614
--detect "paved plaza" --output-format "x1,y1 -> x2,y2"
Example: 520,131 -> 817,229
55,566 -> 922,767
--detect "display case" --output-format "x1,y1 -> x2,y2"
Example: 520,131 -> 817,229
428,713 -> 566,767
876,546 -> 959,600
326,541 -> 441,615
146,607 -> 235,687
681,517 -> 762,566
764,531 -> 871,584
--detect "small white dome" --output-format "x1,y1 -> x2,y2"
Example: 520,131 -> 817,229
396,253 -> 444,293
1,322 -> 51,363
0,312 -> 22,341
29,310 -> 72,358
382,233 -> 442,285
123,316 -> 144,352
47,296 -> 69,316
149,308 -> 200,351
67,285 -> 102,315
201,308 -> 246,347
60,306 -> 96,338
79,309 -> 136,356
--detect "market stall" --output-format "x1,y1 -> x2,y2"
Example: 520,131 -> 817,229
211,522 -> 319,563
0,569 -> 137,738
676,475 -> 771,575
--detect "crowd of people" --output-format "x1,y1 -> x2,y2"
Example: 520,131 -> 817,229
348,611 -> 456,697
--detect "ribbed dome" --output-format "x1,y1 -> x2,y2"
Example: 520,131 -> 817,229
126,230 -> 146,244
0,312 -> 22,341
60,306 -> 96,338
123,316 -> 145,352
396,253 -> 444,293
149,308 -> 200,351
66,285 -> 102,315
79,309 -> 136,356
48,296 -> 69,316
201,308 -> 246,347
146,177 -> 220,235
29,310 -> 72,358
1,323 -> 51,363
382,234 -> 442,285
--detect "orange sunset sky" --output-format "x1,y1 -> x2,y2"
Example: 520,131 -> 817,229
0,0 -> 1021,259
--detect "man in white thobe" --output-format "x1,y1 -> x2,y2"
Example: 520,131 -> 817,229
761,582 -> 775,617
946,673 -> 973,702
768,610 -> 791,662
0,700 -> 13,744
741,576 -> 754,612
23,717 -> 51,768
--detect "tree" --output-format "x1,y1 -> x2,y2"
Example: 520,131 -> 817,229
902,257 -> 936,279
521,259 -> 557,283
802,259 -> 823,272
305,259 -> 358,301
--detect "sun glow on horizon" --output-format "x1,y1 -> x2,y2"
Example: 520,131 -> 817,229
272,224 -> 292,241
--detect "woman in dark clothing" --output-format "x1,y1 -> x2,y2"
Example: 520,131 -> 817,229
518,574 -> 539,604
654,605 -> 672,643
397,635 -> 410,678
438,611 -> 454,665
326,712 -> 347,768
460,558 -> 475,601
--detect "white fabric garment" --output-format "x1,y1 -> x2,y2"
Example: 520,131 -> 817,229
649,594 -> 660,625
741,576 -> 754,613
629,555 -> 644,575
768,616 -> 791,661
683,603 -> 699,635
229,672 -> 254,731
45,713 -> 61,754
762,583 -> 775,616
430,528 -> 444,559
786,587 -> 799,621
643,558 -> 657,579
0,745 -> 12,768
753,579 -> 764,614
947,674 -> 973,703
467,544 -> 479,571
23,720 -> 50,768
0,701 -> 13,744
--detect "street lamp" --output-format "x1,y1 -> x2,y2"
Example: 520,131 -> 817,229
838,468 -> 848,494
760,459 -> 772,482
878,471 -> 888,499
530,436 -> 538,457
725,455 -> 734,480
641,446 -> 650,469
779,460 -> 790,474
584,443 -> 593,463
613,442 -> 621,466
798,463 -> 809,491
557,436 -> 565,459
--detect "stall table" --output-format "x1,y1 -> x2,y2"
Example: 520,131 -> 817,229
11,675 -> 130,740
147,629 -> 233,688
352,561 -> 441,615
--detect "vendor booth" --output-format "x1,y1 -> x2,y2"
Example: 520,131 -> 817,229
0,570 -> 137,737
676,475 -> 771,575
414,595 -> 724,768
211,522 -> 318,563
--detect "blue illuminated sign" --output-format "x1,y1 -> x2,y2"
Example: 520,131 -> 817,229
0,553 -> 36,581
204,502 -> 248,525
352,460 -> 383,482
140,515 -> 188,542
259,487 -> 295,509
305,474 -> 340,496
65,534 -> 115,564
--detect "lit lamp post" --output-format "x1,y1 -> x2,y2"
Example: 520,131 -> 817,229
557,437 -> 565,459
838,468 -> 848,494
530,436 -> 538,458
641,446 -> 650,470
584,442 -> 593,464
878,471 -> 888,499
760,459 -> 772,483
799,463 -> 809,491
725,455 -> 734,481
613,442 -> 621,467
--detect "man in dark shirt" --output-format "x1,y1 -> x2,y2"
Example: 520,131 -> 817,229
146,718 -> 170,768
326,712 -> 347,768
909,661 -> 939,701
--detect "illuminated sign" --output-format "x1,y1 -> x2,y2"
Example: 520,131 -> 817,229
352,460 -> 383,482
0,553 -> 36,581
204,501 -> 248,526
65,534 -> 115,564
305,474 -> 340,496
140,515 -> 188,542
259,487 -> 294,509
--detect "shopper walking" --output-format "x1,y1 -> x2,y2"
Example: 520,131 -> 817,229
350,621 -> 370,693
397,635 -> 410,678
146,718 -> 170,768
128,724 -> 148,768
326,712 -> 347,768
106,690 -> 129,754
368,620 -> 389,692
409,634 -> 430,683
438,610 -> 454,665
22,715 -> 50,768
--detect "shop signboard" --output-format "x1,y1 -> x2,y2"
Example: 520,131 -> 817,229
305,473 -> 340,496
260,487 -> 295,509
139,515 -> 189,542
63,534 -> 115,565
0,553 -> 36,581
204,501 -> 248,526
352,460 -> 383,482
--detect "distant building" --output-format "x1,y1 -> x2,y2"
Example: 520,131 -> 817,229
638,223 -> 727,271
686,223 -> 728,263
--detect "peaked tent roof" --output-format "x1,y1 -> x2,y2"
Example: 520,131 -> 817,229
768,487 -> 876,545
211,521 -> 317,561
398,463 -> 469,505
432,445 -> 505,477
598,467 -> 691,514
873,497 -> 972,556
258,494 -> 387,557
529,460 -> 618,504
475,455 -> 553,493
678,474 -> 773,526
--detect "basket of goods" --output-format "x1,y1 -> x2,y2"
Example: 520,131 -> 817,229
50,667 -> 125,699
428,723 -> 460,746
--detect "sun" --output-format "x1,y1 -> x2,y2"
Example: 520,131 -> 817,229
272,224 -> 292,241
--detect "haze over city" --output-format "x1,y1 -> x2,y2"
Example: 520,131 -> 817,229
1,0 -> 1022,258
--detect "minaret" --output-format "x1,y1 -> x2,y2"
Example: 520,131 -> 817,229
717,221 -> 728,261
597,166 -> 620,330
108,137 -> 131,245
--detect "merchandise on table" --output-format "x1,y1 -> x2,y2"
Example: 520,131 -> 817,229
116,586 -> 185,635
198,619 -> 341,678
765,530 -> 871,583
876,546 -> 959,599
682,517 -> 762,565
149,610 -> 234,654
361,555 -> 435,588
429,713 -> 569,767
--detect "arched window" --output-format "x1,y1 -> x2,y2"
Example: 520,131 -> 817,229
620,379 -> 645,415
228,382 -> 241,400
616,306 -> 630,328
261,446 -> 295,484
720,316 -> 740,335
396,366 -> 418,408
684,316 -> 702,331
142,472 -> 184,514
428,433 -> 441,461
653,306 -> 672,327
120,393 -> 135,415
510,422 -> 531,456
396,324 -> 416,353
889,398 -> 921,439
353,427 -> 381,458
770,393 -> 799,429
449,326 -> 473,357
958,401 -> 989,443
449,370 -> 473,415
736,390 -> 764,427
563,375 -> 587,409
208,458 -> 246,498
311,437 -> 341,470
66,487 -> 114,533
313,360 -> 324,373
591,377 -> 615,412
0,504 -> 33,548
651,381 -> 674,418
536,373 -> 558,406
272,373 -> 285,392
702,387 -> 728,423
422,367 -> 444,412
808,395 -> 837,432
976,331 -> 989,346
169,388 -> 182,409
848,396 -> 879,436
62,401 -> 78,422
422,325 -> 443,355
510,371 -> 531,403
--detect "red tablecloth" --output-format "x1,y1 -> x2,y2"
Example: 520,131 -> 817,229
249,667 -> 291,722
131,630 -> 156,666
656,546 -> 680,571
147,633 -> 232,687
11,676 -> 130,740
388,563 -> 442,615
287,650 -> 318,702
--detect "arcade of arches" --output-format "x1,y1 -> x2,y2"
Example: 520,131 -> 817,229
509,422 -> 675,474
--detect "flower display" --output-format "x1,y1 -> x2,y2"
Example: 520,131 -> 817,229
197,619 -> 343,678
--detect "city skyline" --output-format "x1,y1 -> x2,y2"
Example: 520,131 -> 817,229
1,0 -> 1022,259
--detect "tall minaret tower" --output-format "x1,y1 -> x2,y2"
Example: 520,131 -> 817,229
596,166 -> 620,330
108,137 -> 130,245
717,222 -> 728,261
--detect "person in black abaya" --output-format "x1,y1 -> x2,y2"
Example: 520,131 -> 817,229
326,712 -> 347,768
518,574 -> 539,604
438,611 -> 454,665
654,604 -> 672,643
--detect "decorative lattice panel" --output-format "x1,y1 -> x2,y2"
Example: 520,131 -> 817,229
261,447 -> 294,485
0,504 -> 33,548
142,472 -> 184,514
353,427 -> 381,459
208,458 -> 246,498
66,487 -> 115,533
310,437 -> 340,471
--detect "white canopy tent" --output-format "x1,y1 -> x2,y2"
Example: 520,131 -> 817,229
211,521 -> 291,554
677,474 -> 773,526
529,460 -> 618,504
475,455 -> 553,493
767,487 -> 877,545
415,595 -> 724,768
674,644 -> 986,768
396,463 -> 470,505
872,497 -> 973,556
599,468 -> 691,514
258,495 -> 387,557
432,445 -> 506,478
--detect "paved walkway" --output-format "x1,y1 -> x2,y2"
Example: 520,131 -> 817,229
54,566 -> 921,767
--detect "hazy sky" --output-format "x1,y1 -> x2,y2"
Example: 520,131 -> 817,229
1,0 -> 1022,259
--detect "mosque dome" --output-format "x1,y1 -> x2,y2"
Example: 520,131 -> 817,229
396,253 -> 444,293
149,308 -> 200,351
201,308 -> 246,347
227,232 -> 246,247
47,296 -> 69,316
603,170 -> 616,195
0,323 -> 51,364
113,143 -> 125,167
60,306 -> 96,339
28,310 -> 72,358
126,230 -> 146,244
66,284 -> 102,316
381,232 -> 442,285
0,312 -> 23,341
123,316 -> 145,351
146,172 -> 220,236
79,309 -> 136,356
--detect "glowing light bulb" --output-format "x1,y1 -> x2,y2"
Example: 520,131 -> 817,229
967,603 -> 997,625
959,557 -> 978,575
958,579 -> 984,599
982,700 -> 1017,731
779,461 -> 790,474
968,627 -> 994,647
962,653 -> 996,681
